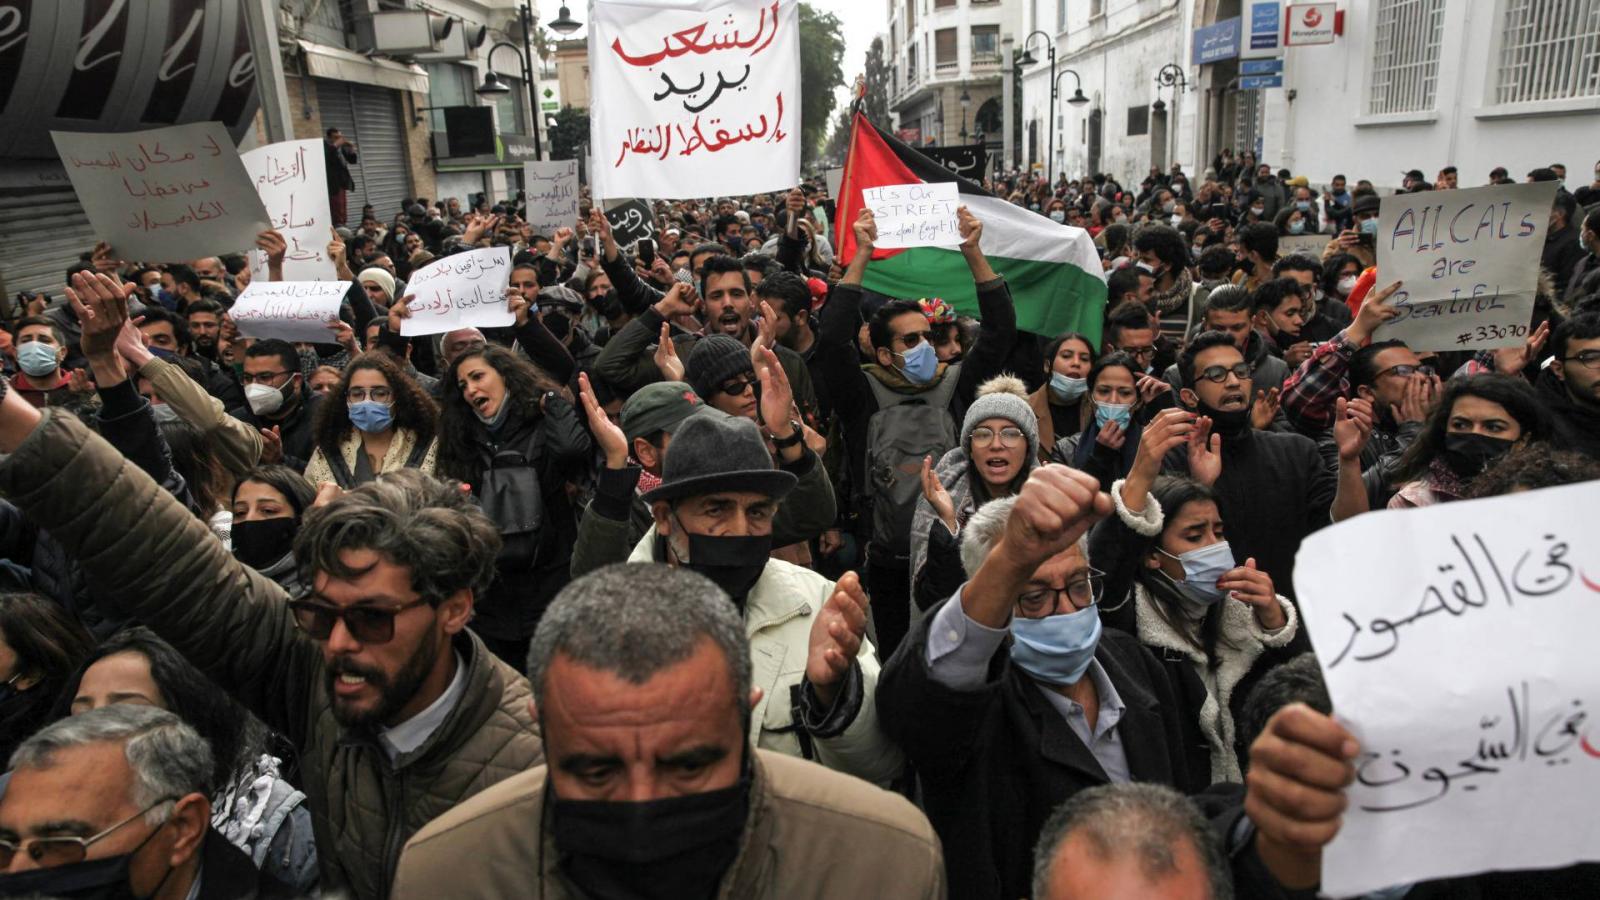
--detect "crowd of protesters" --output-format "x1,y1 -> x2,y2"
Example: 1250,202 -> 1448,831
0,147 -> 1596,900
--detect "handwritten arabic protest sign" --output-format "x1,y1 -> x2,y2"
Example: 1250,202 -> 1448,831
231,281 -> 349,344
603,198 -> 659,247
589,0 -> 800,199
1374,181 -> 1556,352
863,182 -> 962,249
51,122 -> 270,263
401,247 -> 515,337
1293,481 -> 1600,896
241,140 -> 336,282
523,160 -> 579,236
1276,233 -> 1327,259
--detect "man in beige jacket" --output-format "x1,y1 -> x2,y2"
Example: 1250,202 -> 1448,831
392,563 -> 944,899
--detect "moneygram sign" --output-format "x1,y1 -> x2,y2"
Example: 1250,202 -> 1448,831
1286,3 -> 1336,46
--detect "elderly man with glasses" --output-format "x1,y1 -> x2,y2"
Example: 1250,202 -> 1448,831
877,466 -> 1201,900
0,272 -> 544,900
0,705 -> 296,898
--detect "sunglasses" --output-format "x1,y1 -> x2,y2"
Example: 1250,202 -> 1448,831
288,595 -> 432,643
0,798 -> 174,869
1197,362 -> 1253,383
718,376 -> 756,397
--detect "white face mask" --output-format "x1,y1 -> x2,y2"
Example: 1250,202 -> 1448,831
1336,274 -> 1359,297
245,381 -> 287,416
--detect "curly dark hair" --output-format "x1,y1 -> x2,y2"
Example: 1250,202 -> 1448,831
435,345 -> 564,485
1465,444 -> 1600,498
312,352 -> 438,460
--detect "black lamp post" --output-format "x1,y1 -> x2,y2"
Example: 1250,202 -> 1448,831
475,0 -> 583,161
959,87 -> 971,142
1017,32 -> 1088,185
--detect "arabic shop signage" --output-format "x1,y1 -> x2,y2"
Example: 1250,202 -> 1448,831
0,0 -> 258,161
435,133 -> 542,172
1191,17 -> 1240,65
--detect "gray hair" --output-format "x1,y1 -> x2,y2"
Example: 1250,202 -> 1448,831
295,468 -> 502,603
1031,783 -> 1231,899
960,495 -> 1091,580
9,705 -> 214,826
528,563 -> 751,715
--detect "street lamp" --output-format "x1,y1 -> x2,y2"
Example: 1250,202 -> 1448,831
549,4 -> 582,35
1151,63 -> 1188,168
1018,32 -> 1087,186
474,0 -> 584,162
959,87 -> 971,143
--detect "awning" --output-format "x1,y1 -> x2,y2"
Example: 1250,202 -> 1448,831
297,40 -> 430,94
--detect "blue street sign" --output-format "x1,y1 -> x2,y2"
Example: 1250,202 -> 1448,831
1249,1 -> 1281,50
1192,18 -> 1241,65
1239,74 -> 1284,90
1241,58 -> 1284,75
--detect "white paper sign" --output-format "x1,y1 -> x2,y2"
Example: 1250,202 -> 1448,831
863,182 -> 961,249
1374,182 -> 1557,352
231,281 -> 349,344
51,122 -> 271,262
523,160 -> 579,236
241,139 -> 337,281
1293,483 -> 1600,896
400,247 -> 516,337
589,0 -> 801,200
1276,233 -> 1327,259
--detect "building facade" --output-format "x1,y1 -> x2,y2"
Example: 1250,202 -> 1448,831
885,0 -> 1015,155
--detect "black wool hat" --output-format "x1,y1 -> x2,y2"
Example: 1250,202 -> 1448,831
686,334 -> 755,399
640,413 -> 797,504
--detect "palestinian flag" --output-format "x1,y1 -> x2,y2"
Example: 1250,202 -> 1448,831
834,112 -> 1107,341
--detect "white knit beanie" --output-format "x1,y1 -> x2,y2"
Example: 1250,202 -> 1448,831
961,374 -> 1039,461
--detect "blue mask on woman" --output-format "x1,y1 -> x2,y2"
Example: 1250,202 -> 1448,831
897,339 -> 938,385
1094,401 -> 1132,430
1049,372 -> 1088,403
1158,540 -> 1236,607
1360,217 -> 1380,236
1009,604 -> 1102,685
348,400 -> 394,433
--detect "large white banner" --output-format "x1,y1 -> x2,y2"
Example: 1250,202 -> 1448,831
241,139 -> 337,281
1294,482 -> 1600,896
51,122 -> 271,262
1374,181 -> 1556,352
589,0 -> 800,200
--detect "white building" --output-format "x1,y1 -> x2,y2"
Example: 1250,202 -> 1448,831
1017,0 -> 1187,184
1015,0 -> 1600,191
885,0 -> 1018,153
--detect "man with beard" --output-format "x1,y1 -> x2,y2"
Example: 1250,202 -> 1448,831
0,271 -> 544,900
590,211 -> 818,419
183,299 -> 225,360
1159,332 -> 1339,599
391,564 -> 941,899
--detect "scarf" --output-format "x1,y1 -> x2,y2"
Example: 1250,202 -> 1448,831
861,361 -> 950,393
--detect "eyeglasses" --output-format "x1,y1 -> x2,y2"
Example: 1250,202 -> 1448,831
1197,362 -> 1253,383
1016,571 -> 1106,619
239,370 -> 293,386
1118,345 -> 1156,361
897,330 -> 932,348
287,595 -> 433,643
970,426 -> 1025,447
1377,363 -> 1436,379
347,387 -> 394,403
0,799 -> 173,869
718,376 -> 756,397
1563,350 -> 1600,371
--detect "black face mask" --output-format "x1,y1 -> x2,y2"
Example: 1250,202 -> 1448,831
232,517 -> 298,570
1235,258 -> 1255,276
552,776 -> 750,900
1195,398 -> 1252,439
0,818 -> 171,900
1442,432 -> 1514,477
659,520 -> 770,610
544,310 -> 573,340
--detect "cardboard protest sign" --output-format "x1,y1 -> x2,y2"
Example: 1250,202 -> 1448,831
1374,182 -> 1557,351
589,0 -> 800,199
523,160 -> 579,236
231,281 -> 349,343
400,247 -> 515,337
51,122 -> 270,262
1293,482 -> 1600,896
863,182 -> 961,249
603,198 -> 659,246
241,139 -> 336,281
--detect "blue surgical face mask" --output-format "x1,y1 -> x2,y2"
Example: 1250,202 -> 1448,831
1094,401 -> 1132,430
1049,210 -> 1066,223
1296,200 -> 1312,212
1158,539 -> 1236,608
897,339 -> 938,385
348,400 -> 394,433
1049,372 -> 1087,403
1288,220 -> 1306,235
16,341 -> 60,378
1360,217 -> 1380,236
1009,604 -> 1102,686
